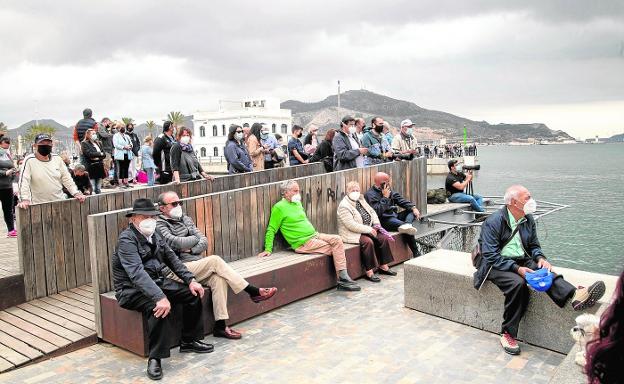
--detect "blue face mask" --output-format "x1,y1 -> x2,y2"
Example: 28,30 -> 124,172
261,133 -> 269,140
0,148 -> 6,156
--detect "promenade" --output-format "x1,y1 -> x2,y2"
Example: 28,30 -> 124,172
0,265 -> 564,384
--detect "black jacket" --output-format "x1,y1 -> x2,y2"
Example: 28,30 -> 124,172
128,131 -> 141,156
112,224 -> 195,305
309,139 -> 334,172
153,133 -> 175,173
75,117 -> 97,142
332,131 -> 359,171
364,185 -> 415,223
473,206 -> 545,290
81,140 -> 106,180
170,143 -> 205,181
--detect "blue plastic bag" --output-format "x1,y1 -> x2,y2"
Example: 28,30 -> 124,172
525,268 -> 553,292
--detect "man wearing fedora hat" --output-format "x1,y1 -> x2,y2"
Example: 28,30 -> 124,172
112,198 -> 211,380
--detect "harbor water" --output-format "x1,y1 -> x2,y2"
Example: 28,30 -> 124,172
428,143 -> 624,276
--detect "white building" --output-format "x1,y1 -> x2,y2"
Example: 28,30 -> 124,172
192,98 -> 292,159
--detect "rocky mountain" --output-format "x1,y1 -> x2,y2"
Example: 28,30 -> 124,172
282,90 -> 573,142
607,133 -> 624,143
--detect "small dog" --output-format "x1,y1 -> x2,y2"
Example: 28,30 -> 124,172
570,313 -> 600,366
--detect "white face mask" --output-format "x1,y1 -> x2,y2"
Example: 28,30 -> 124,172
348,126 -> 357,135
348,191 -> 360,201
523,198 -> 537,215
91,134 -> 98,141
169,205 -> 183,219
138,218 -> 157,237
290,193 -> 302,203
180,136 -> 191,145
235,132 -> 244,141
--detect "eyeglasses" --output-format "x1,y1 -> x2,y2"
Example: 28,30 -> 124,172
236,130 -> 243,133
165,201 -> 183,207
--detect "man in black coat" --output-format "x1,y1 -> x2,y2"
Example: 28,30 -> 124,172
332,115 -> 367,171
112,198 -> 211,380
152,121 -> 176,184
364,171 -> 421,256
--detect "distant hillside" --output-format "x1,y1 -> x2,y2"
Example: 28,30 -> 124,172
607,133 -> 624,143
282,90 -> 573,142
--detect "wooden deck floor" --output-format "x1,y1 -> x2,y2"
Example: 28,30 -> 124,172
0,284 -> 97,373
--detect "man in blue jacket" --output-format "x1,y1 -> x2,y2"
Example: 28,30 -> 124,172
474,185 -> 605,356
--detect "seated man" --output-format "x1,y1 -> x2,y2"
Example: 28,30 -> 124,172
364,172 -> 421,257
474,185 -> 606,356
258,180 -> 361,291
156,191 -> 277,340
445,159 -> 484,212
112,198 -> 210,380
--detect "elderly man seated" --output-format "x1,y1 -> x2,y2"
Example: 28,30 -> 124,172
258,180 -> 361,291
112,198 -> 210,380
156,191 -> 277,340
364,172 -> 421,257
474,185 -> 606,356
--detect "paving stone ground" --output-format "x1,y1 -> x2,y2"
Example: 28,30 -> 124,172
0,265 -> 565,384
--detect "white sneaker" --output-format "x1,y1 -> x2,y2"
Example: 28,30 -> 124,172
398,224 -> 417,236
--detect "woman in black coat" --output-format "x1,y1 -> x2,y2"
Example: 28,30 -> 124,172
309,129 -> 336,172
81,128 -> 106,194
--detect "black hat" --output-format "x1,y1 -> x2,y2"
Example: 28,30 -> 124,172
126,198 -> 160,217
34,133 -> 52,144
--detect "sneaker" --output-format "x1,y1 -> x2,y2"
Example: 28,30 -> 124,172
398,224 -> 417,236
6,230 -> 17,238
500,332 -> 521,355
571,281 -> 606,311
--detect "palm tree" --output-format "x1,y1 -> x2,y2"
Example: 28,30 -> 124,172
121,117 -> 134,126
145,120 -> 156,137
23,124 -> 57,144
166,111 -> 185,128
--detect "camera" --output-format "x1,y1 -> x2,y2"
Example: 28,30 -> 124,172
462,164 -> 481,171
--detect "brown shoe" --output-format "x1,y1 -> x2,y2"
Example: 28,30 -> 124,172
213,326 -> 242,340
251,287 -> 277,303
571,281 -> 606,311
500,332 -> 521,355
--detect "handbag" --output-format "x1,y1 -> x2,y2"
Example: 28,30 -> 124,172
471,224 -> 522,268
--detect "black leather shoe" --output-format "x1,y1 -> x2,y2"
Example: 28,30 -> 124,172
377,268 -> 397,276
337,281 -> 361,291
365,274 -> 381,282
179,340 -> 214,354
146,358 -> 163,381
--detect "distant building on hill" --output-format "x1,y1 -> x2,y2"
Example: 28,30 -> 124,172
192,98 -> 292,159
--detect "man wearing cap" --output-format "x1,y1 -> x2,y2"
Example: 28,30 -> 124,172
17,134 -> 87,208
474,185 -> 606,356
112,198 -> 211,380
445,159 -> 485,212
260,124 -> 279,169
391,119 -> 418,160
332,116 -> 368,171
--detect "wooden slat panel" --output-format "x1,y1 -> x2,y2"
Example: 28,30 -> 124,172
219,193 -> 231,261
0,319 -> 56,353
41,204 -> 57,295
211,195 -> 222,256
204,197 -> 214,255
234,190 -> 245,259
58,290 -> 93,306
0,312 -> 71,348
27,300 -> 95,329
62,201 -> 77,289
17,208 -> 36,301
0,341 -> 29,366
0,331 -> 42,361
48,293 -> 94,314
51,202 -> 67,292
29,205 -> 47,299
16,303 -> 93,337
38,296 -> 94,322
68,287 -> 92,299
0,356 -> 14,372
249,188 -> 258,255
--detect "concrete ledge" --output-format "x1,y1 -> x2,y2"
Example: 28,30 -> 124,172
404,249 -> 617,354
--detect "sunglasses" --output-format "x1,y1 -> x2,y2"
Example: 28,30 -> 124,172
164,201 -> 184,207
236,130 -> 243,133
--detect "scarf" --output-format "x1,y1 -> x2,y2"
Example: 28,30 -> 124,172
180,143 -> 194,153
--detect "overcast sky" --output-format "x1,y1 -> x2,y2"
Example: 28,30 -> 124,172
1,1 -> 623,139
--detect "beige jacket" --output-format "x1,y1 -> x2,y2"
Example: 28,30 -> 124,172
246,135 -> 264,170
391,133 -> 418,153
337,196 -> 380,244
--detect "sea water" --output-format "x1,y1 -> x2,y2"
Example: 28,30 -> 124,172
428,143 -> 624,276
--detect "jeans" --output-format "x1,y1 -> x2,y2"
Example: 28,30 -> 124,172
449,192 -> 485,212
145,168 -> 155,186
90,178 -> 103,194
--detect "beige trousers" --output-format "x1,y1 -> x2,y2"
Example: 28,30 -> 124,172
168,255 -> 249,321
295,233 -> 347,272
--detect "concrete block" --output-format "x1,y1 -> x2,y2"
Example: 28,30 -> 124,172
404,249 -> 617,354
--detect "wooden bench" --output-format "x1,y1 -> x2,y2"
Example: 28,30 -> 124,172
99,235 -> 412,356
89,159 -> 428,355
403,249 -> 617,354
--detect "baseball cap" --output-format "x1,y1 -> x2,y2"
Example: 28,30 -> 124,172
341,115 -> 355,125
400,119 -> 414,127
34,133 -> 52,144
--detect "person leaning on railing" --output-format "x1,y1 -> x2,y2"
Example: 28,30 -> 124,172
170,127 -> 214,183
17,133 -> 87,209
224,124 -> 253,174
309,129 -> 336,172
337,181 -> 397,283
362,117 -> 394,166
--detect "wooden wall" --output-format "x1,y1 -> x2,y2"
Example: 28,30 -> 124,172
88,158 -> 426,334
16,163 -> 324,301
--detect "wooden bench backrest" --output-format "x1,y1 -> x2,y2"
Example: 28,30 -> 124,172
88,159 -> 426,336
17,163 -> 324,301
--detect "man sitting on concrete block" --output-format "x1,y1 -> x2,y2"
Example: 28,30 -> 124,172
474,185 -> 605,356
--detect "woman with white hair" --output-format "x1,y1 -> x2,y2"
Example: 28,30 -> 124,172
337,181 -> 396,282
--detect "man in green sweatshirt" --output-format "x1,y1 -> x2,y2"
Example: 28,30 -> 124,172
258,180 -> 361,291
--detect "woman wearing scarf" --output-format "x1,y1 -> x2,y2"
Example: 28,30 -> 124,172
224,124 -> 253,174
170,127 -> 214,183
81,128 -> 106,194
